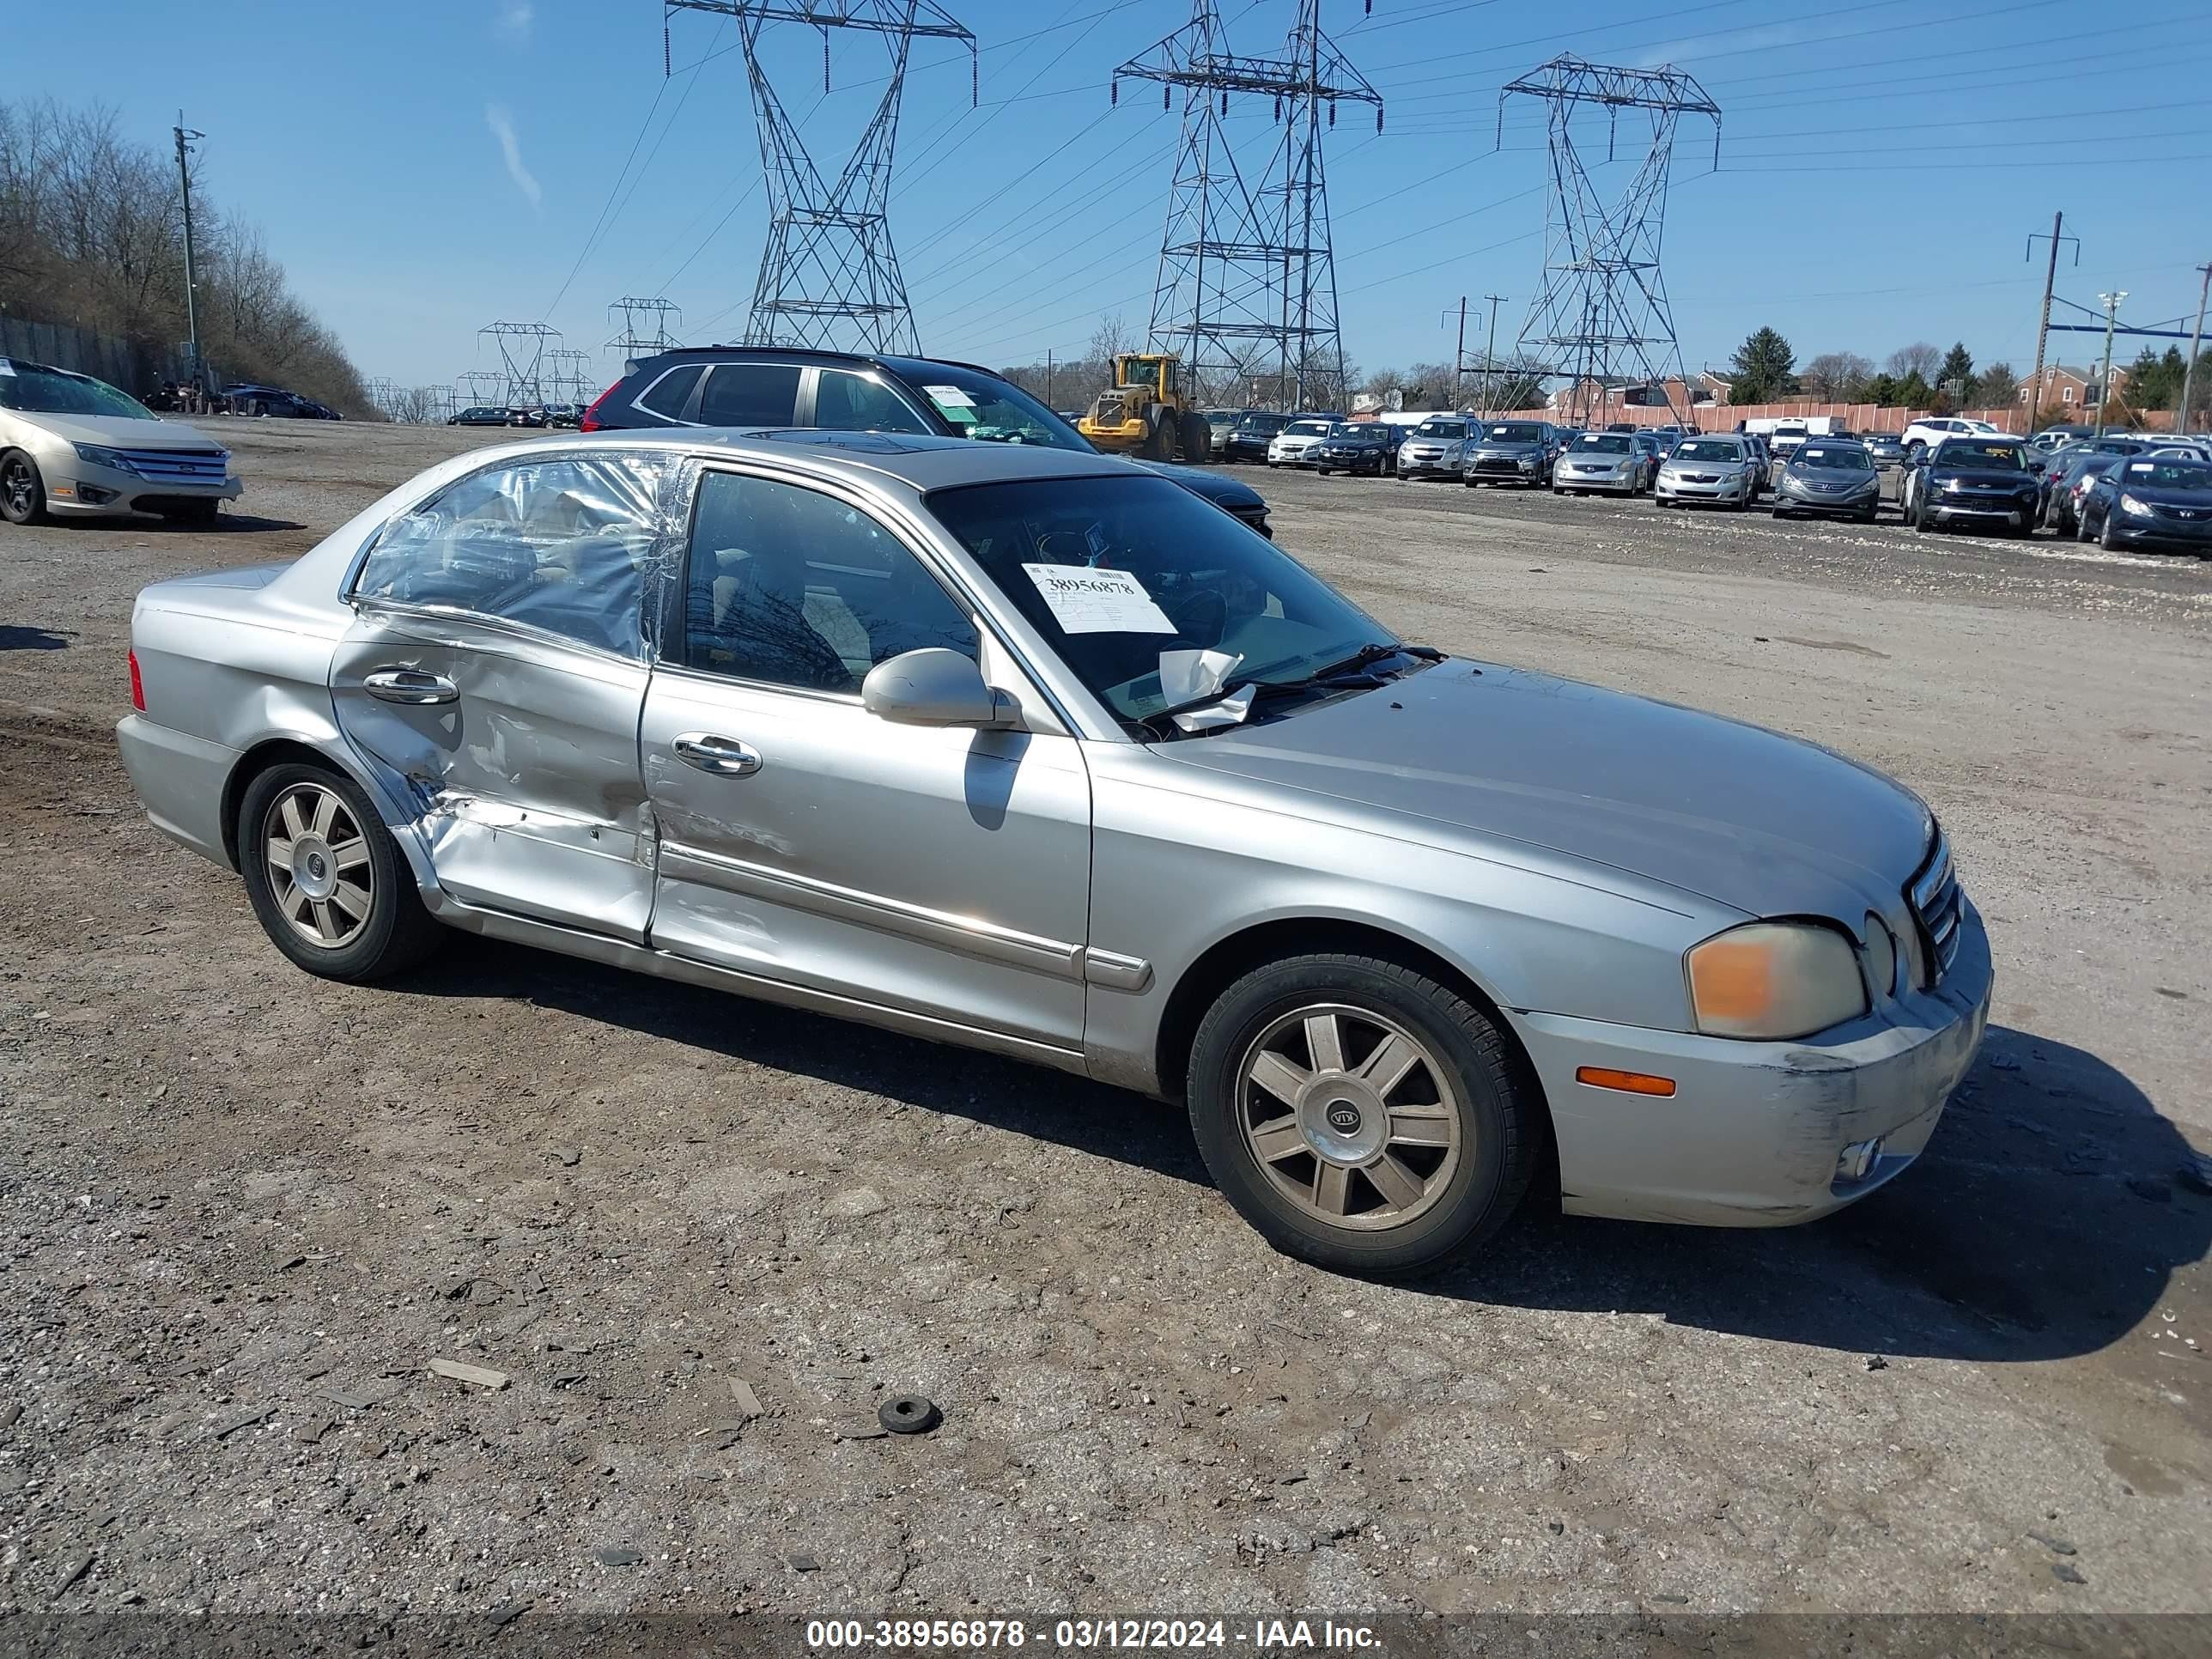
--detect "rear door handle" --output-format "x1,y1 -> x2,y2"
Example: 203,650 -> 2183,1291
672,732 -> 763,777
363,668 -> 459,705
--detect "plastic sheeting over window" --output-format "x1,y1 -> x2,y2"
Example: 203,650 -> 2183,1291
353,453 -> 671,659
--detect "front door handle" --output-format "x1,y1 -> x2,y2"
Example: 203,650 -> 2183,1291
672,732 -> 763,777
363,668 -> 459,705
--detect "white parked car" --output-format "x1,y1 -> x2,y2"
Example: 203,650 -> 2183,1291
1900,416 -> 2002,454
1266,416 -> 1335,467
0,357 -> 241,526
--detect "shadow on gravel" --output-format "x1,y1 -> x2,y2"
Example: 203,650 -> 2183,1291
397,938 -> 1211,1187
0,625 -> 70,650
1452,1024 -> 2210,1364
391,944 -> 2206,1364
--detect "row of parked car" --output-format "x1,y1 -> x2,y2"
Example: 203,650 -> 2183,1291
448,403 -> 586,429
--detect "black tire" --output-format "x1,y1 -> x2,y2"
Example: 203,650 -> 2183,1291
1186,952 -> 1539,1276
2076,508 -> 2096,544
1177,410 -> 1212,464
1316,467 -> 1329,477
1858,508 -> 1878,525
2100,512 -> 2124,551
1139,415 -> 1172,463
1,449 -> 47,526
238,762 -> 442,982
1773,507 -> 1794,521
1912,498 -> 1931,533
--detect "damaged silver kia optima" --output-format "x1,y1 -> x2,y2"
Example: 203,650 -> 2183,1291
117,430 -> 1990,1273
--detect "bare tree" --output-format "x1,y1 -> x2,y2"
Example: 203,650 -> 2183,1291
1087,311 -> 1133,368
1801,351 -> 1875,400
1886,342 -> 1942,382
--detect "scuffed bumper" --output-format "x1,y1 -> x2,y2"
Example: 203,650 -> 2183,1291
116,714 -> 239,866
1512,901 -> 1993,1227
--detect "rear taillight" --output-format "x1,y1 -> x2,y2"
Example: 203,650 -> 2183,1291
128,647 -> 146,712
579,383 -> 620,432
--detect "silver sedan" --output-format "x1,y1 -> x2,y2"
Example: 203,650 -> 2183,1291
116,431 -> 1990,1273
1,357 -> 241,526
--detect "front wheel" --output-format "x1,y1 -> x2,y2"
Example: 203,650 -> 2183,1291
1186,953 -> 1539,1275
238,763 -> 443,981
0,450 -> 47,526
2100,513 -> 2124,551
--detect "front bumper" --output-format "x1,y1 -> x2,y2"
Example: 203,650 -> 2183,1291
1513,899 -> 1993,1227
1268,447 -> 1321,466
1656,472 -> 1752,501
1398,448 -> 1460,478
1929,489 -> 2037,526
47,461 -> 243,518
2102,511 -> 2212,548
1558,467 -> 1637,492
1464,454 -> 1543,484
1777,485 -> 1880,516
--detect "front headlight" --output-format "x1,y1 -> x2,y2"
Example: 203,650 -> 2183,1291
1685,921 -> 1869,1040
1942,477 -> 1967,492
72,442 -> 143,477
2120,493 -> 2153,517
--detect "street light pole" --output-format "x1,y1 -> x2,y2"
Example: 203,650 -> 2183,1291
2179,262 -> 2211,435
2093,290 -> 2126,441
173,114 -> 206,401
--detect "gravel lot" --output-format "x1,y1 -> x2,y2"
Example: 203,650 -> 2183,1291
2,422 -> 2209,1625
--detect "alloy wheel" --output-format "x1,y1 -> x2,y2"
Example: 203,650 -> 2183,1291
2,457 -> 35,520
1237,1003 -> 1463,1231
262,782 -> 374,949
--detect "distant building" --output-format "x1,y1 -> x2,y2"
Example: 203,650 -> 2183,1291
2020,362 -> 2130,414
1547,375 -> 1721,415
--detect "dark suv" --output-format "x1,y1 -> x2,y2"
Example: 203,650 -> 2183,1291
583,347 -> 1271,538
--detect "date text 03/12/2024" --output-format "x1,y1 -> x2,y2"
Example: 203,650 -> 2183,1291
803,1620 -> 1384,1650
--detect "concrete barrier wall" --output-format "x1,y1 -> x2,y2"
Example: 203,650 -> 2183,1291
0,316 -> 193,398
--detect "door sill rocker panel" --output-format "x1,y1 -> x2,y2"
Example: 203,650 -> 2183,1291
425,890 -> 1091,1077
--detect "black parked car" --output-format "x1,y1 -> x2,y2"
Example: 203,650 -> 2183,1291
1901,437 -> 2040,535
1217,410 -> 1290,464
1771,439 -> 1881,524
581,346 -> 1273,537
1310,421 -> 1397,477
2075,453 -> 2212,552
449,405 -> 514,428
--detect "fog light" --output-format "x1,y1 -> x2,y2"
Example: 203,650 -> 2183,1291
1836,1138 -> 1883,1183
76,483 -> 119,506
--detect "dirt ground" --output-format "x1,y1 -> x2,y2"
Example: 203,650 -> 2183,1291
2,422 -> 2209,1627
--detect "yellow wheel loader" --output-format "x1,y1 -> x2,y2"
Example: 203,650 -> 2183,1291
1077,353 -> 1213,463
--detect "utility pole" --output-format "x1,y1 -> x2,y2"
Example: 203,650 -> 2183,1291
2025,212 -> 2078,430
2093,290 -> 2126,441
173,115 -> 205,400
1443,297 -> 1467,408
1046,349 -> 1054,410
1480,294 -> 1506,415
2179,261 -> 2210,434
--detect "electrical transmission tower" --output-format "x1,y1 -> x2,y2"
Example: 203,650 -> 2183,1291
362,377 -> 402,420
1498,55 -> 1718,426
543,349 -> 593,405
606,295 -> 684,365
479,321 -> 562,405
665,0 -> 976,355
1116,0 -> 1381,411
457,369 -> 509,410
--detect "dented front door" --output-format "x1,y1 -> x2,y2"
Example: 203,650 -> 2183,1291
331,606 -> 653,941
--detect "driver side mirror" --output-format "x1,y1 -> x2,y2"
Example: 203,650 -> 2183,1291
862,648 -> 1017,730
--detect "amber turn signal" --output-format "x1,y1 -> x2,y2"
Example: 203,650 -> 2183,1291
1575,1066 -> 1676,1097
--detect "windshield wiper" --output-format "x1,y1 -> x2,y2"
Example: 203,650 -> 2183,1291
1134,643 -> 1442,741
1304,641 -> 1441,681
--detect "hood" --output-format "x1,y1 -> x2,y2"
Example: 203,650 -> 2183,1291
1468,438 -> 1547,453
15,411 -> 228,451
1160,657 -> 1933,924
1929,463 -> 2037,487
1136,460 -> 1263,508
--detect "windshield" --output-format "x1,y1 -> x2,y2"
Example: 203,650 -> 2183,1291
1285,420 -> 1331,439
1673,440 -> 1743,461
1571,434 -> 1633,454
1795,445 -> 1873,471
1327,422 -> 1367,439
1413,419 -> 1468,439
2121,459 -> 2212,490
1483,423 -> 1545,443
881,360 -> 1089,452
1938,441 -> 2027,471
1235,413 -> 1284,432
0,362 -> 157,420
927,475 -> 1389,732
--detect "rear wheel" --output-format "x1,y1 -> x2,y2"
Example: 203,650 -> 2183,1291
0,450 -> 47,526
1186,953 -> 1538,1275
1177,410 -> 1212,463
238,763 -> 442,981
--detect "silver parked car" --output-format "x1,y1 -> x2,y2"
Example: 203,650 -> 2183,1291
1396,416 -> 1474,481
1,357 -> 241,526
1551,431 -> 1654,495
116,431 -> 1990,1273
1458,420 -> 1555,488
1654,435 -> 1760,509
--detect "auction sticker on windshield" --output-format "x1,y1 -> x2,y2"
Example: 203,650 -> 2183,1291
1022,563 -> 1176,635
924,384 -> 976,408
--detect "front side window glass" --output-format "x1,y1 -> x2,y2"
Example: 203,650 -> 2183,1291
684,470 -> 977,694
813,370 -> 931,434
928,475 -> 1384,731
354,455 -> 664,659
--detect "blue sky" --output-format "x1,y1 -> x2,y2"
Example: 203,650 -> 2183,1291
20,0 -> 2211,392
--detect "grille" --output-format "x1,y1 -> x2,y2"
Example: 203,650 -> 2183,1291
1471,456 -> 1522,475
1908,830 -> 1963,983
112,447 -> 228,484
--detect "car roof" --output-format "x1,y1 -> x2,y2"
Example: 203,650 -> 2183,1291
465,426 -> 1137,492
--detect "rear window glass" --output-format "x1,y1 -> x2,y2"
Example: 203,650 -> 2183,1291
636,364 -> 703,420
